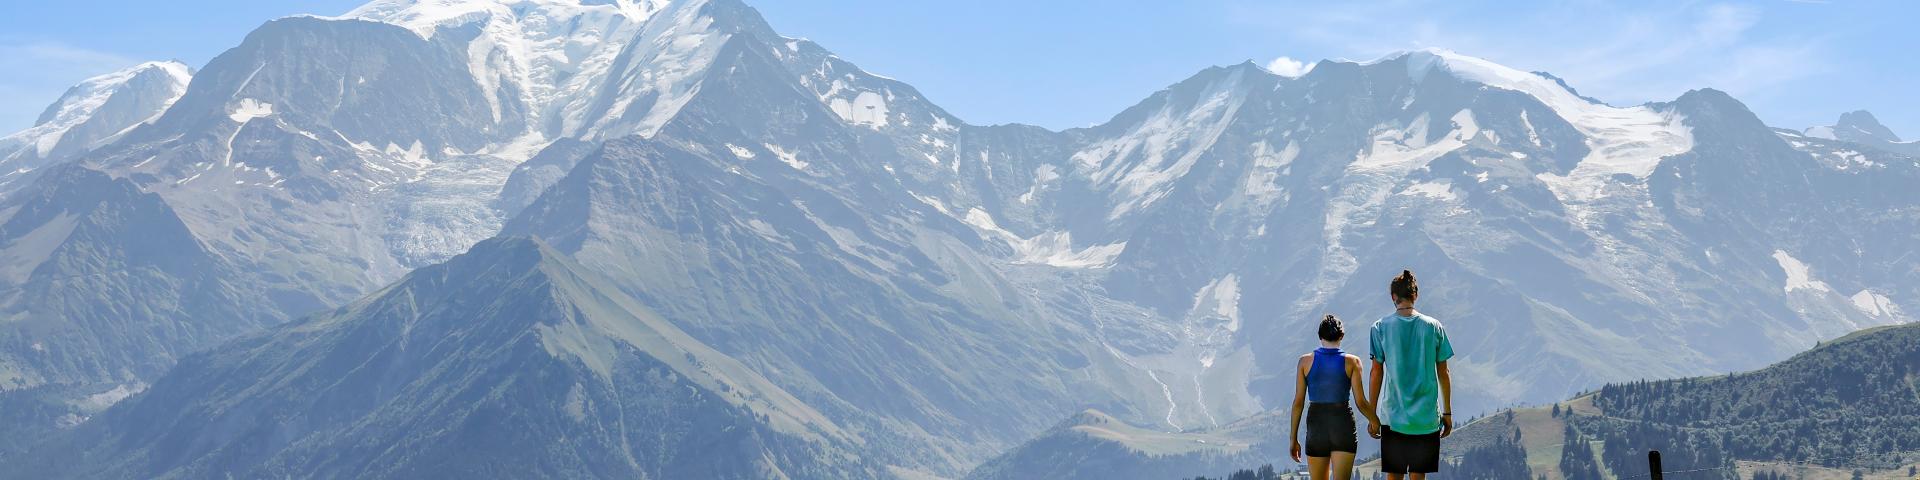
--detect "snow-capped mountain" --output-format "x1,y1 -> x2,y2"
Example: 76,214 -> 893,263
0,61 -> 191,189
904,50 -> 1914,435
2,0 -> 1915,478
957,53 -> 1920,479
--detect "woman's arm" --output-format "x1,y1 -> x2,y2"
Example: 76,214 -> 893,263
1346,355 -> 1380,426
1289,355 -> 1309,462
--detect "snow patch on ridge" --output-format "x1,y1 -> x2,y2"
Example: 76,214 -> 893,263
1849,290 -> 1899,317
1307,110 -> 1479,308
1771,250 -> 1831,293
829,91 -> 890,128
1191,275 -> 1242,334
1019,164 -> 1060,204
1241,140 -> 1297,209
1176,274 -> 1248,429
1350,110 -> 1478,172
1011,232 -> 1128,269
724,143 -> 755,159
764,143 -> 806,170
74,383 -> 146,411
227,98 -> 275,123
1073,66 -> 1252,220
1406,50 -> 1696,207
962,208 -> 1126,268
1400,179 -> 1458,202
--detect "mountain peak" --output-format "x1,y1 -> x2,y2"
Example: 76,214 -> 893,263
1804,109 -> 1907,147
340,0 -> 672,38
1530,70 -> 1606,104
1,59 -> 192,177
29,60 -> 191,127
443,235 -> 562,275
1389,49 -> 1601,107
1835,109 -> 1900,142
460,235 -> 556,261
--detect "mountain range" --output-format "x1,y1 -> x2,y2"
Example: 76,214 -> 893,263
0,0 -> 1914,478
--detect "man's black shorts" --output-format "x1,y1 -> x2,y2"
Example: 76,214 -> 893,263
1380,425 -> 1441,474
1303,402 -> 1357,457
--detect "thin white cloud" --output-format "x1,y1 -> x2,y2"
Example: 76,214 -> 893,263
0,41 -> 138,70
1236,1 -> 1830,110
0,41 -> 141,131
1264,56 -> 1314,77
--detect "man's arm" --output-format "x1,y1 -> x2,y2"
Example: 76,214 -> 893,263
1368,359 -> 1384,413
1437,360 -> 1453,438
1347,356 -> 1380,426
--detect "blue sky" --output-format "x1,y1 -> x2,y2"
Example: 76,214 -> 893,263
3,0 -> 1915,136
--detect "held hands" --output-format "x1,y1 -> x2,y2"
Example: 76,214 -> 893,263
1289,440 -> 1302,463
1366,422 -> 1381,439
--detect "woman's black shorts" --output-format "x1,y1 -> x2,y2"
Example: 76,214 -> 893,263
1304,402 -> 1358,457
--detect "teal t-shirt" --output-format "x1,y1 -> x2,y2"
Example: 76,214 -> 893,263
1369,312 -> 1455,435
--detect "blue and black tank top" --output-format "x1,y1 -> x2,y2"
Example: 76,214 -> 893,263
1306,347 -> 1350,404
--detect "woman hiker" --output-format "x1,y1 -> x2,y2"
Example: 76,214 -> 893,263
1289,313 -> 1381,480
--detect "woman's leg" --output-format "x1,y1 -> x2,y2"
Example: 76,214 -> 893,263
1330,452 -> 1356,480
1308,456 -> 1330,480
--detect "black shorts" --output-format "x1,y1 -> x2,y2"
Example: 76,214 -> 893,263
1304,402 -> 1357,457
1380,425 -> 1442,473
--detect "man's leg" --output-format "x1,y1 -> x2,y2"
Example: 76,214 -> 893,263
1381,426 -> 1403,480
1408,474 -> 1424,480
1307,456 -> 1330,480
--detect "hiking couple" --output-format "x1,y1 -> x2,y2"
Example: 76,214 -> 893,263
1288,269 -> 1456,480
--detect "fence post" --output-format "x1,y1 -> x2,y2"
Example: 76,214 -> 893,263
1648,450 -> 1663,480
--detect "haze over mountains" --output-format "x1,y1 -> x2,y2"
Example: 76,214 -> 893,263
0,0 -> 1914,478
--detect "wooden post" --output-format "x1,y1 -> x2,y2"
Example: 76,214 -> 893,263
1648,450 -> 1664,480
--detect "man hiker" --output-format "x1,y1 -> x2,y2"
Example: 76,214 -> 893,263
1367,269 -> 1455,479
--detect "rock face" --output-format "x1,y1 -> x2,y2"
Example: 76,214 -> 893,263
2,0 -> 1918,478
0,165 -> 277,437
11,237 -> 878,479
